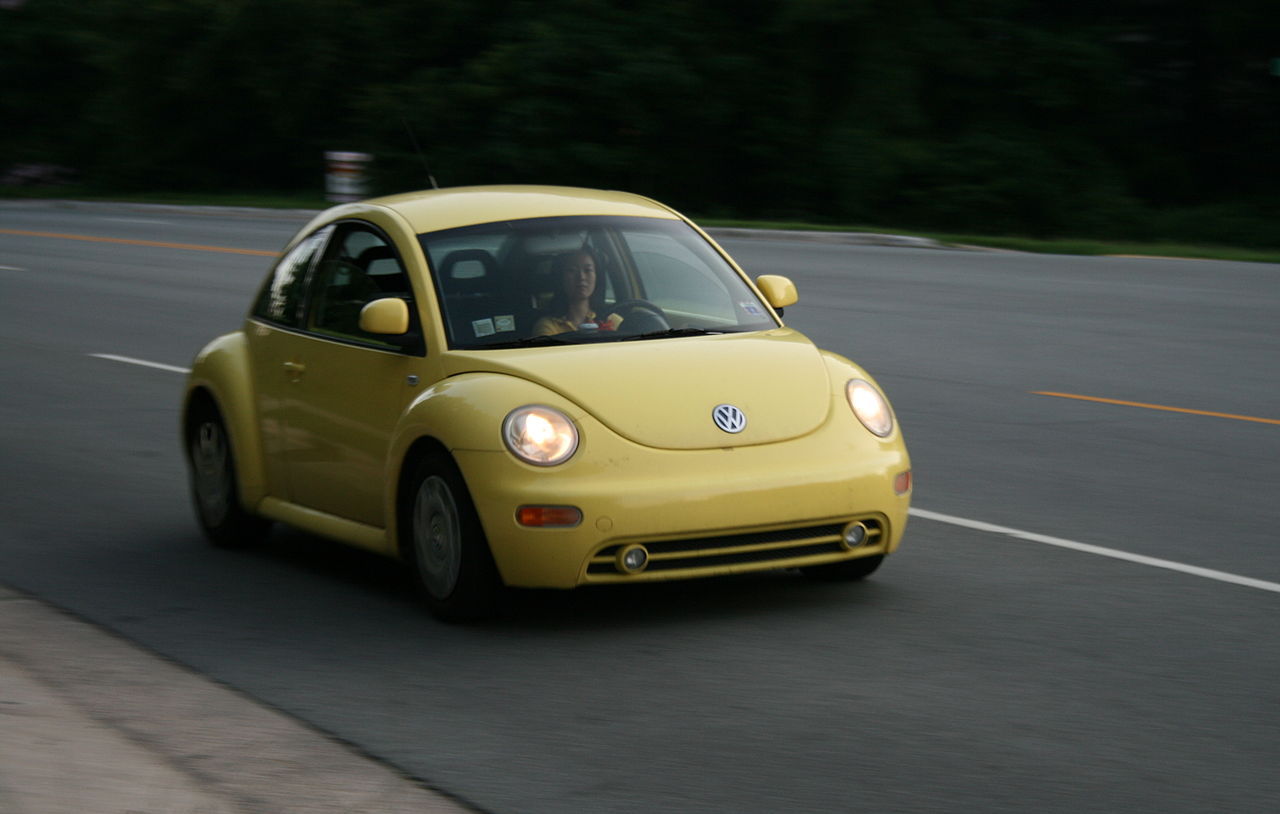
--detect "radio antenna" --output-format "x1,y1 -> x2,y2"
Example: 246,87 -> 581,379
401,116 -> 439,189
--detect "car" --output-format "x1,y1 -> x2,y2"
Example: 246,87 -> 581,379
182,185 -> 911,619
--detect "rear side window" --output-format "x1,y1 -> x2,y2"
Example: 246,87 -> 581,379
251,228 -> 331,326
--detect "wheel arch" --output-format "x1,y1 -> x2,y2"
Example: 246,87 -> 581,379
391,435 -> 453,560
182,332 -> 268,511
386,371 -> 587,571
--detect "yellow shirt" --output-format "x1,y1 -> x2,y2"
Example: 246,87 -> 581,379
532,311 -> 623,336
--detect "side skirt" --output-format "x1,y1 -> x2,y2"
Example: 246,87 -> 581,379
257,497 -> 395,557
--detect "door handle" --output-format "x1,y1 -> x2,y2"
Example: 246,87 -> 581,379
282,360 -> 306,380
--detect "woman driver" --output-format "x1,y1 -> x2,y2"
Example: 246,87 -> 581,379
532,249 -> 623,336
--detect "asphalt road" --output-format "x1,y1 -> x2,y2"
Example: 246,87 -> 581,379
2,200 -> 1278,813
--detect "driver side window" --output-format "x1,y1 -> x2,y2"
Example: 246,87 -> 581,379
306,223 -> 415,349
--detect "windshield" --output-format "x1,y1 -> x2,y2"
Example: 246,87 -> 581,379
418,216 -> 778,349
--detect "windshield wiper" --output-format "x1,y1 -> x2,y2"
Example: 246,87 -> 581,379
477,327 -> 738,349
620,327 -> 736,342
482,334 -> 579,348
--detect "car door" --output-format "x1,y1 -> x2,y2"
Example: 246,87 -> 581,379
273,221 -> 435,529
246,226 -> 333,503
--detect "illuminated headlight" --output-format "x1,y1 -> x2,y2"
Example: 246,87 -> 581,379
503,405 -> 579,466
846,379 -> 894,437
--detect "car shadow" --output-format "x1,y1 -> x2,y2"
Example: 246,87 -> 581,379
245,525 -> 894,632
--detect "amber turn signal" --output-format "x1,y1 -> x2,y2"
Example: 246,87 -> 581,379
516,506 -> 583,527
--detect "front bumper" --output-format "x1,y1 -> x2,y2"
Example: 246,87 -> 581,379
453,411 -> 910,589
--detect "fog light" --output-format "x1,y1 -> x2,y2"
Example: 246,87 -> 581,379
617,544 -> 649,574
841,522 -> 869,550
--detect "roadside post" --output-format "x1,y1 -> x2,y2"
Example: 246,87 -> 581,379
324,151 -> 372,202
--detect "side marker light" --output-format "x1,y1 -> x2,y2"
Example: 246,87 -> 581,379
894,470 -> 913,496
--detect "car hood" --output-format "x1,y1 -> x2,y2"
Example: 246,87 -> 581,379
443,329 -> 833,450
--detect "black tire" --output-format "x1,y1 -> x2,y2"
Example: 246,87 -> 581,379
800,554 -> 885,581
402,451 -> 503,621
185,398 -> 270,548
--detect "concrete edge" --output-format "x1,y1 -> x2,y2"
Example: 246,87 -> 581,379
704,226 -> 948,249
0,584 -> 480,814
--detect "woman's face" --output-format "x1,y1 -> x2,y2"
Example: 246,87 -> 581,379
560,252 -> 596,300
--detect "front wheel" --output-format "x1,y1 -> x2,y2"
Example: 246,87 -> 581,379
186,399 -> 270,548
403,452 -> 502,621
800,554 -> 884,581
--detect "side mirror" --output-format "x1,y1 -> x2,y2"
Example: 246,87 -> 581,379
359,297 -> 410,335
755,275 -> 798,315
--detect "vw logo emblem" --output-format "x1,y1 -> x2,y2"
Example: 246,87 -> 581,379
712,404 -> 747,434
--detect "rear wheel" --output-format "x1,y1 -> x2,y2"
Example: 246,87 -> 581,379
186,399 -> 270,548
403,451 -> 502,621
800,554 -> 884,581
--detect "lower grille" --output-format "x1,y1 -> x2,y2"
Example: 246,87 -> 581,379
586,517 -> 886,578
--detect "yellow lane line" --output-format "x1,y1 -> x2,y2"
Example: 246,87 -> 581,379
1032,391 -> 1280,426
0,228 -> 277,257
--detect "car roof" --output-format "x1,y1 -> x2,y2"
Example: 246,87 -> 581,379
364,185 -> 684,234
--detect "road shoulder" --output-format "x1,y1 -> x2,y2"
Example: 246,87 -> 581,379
0,585 -> 474,814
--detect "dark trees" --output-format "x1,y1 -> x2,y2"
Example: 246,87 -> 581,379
4,0 -> 1277,244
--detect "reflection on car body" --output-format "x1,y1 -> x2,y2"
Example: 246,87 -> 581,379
182,185 -> 911,619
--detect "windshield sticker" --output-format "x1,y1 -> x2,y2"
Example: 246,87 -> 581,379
739,302 -> 764,316
494,314 -> 516,333
472,317 -> 496,338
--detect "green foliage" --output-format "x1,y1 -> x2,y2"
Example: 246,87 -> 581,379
4,0 -> 1279,246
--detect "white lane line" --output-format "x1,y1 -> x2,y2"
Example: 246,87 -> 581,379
89,353 -> 191,374
910,507 -> 1280,595
0,265 -> 25,271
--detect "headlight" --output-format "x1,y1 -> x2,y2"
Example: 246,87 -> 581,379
846,379 -> 893,437
503,405 -> 579,466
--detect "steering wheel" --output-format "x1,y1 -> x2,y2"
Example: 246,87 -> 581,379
610,299 -> 670,333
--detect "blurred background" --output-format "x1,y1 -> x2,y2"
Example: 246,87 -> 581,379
3,0 -> 1278,246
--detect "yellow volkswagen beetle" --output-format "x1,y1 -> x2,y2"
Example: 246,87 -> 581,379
183,186 -> 911,619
